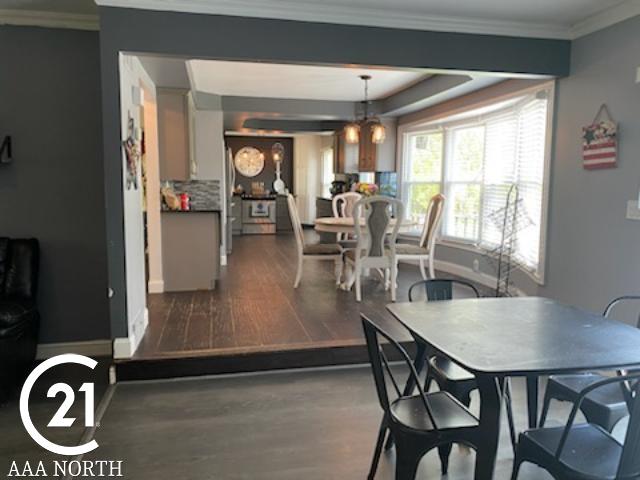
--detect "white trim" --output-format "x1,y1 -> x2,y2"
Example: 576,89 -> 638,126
95,0 -> 640,40
433,259 -> 527,297
570,0 -> 640,39
36,340 -> 112,360
0,9 -> 99,31
113,337 -> 136,359
147,279 -> 165,293
96,0 -> 571,39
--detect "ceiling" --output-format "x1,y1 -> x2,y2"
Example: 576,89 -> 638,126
187,60 -> 427,101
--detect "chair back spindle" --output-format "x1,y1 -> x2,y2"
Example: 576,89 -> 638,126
353,196 -> 403,259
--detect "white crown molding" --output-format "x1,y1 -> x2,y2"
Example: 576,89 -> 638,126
95,0 -> 571,39
0,9 -> 99,31
569,0 -> 640,39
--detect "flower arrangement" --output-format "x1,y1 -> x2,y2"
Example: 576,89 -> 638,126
354,182 -> 379,197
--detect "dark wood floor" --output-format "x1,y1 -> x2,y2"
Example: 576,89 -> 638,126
135,232 -> 469,360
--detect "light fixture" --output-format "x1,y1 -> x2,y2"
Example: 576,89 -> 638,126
344,75 -> 386,145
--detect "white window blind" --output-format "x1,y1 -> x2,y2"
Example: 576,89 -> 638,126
401,89 -> 551,278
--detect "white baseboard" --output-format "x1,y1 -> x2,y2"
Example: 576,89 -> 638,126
147,279 -> 164,293
221,254 -> 227,266
434,259 -> 527,297
36,340 -> 112,360
113,337 -> 135,359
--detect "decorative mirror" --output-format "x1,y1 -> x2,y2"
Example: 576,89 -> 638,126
234,146 -> 265,177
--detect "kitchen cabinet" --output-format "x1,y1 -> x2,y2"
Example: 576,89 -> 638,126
333,131 -> 359,174
276,195 -> 293,232
358,119 -> 397,172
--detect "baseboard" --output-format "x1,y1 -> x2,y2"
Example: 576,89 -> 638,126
434,259 -> 527,297
36,340 -> 112,360
221,254 -> 227,266
113,337 -> 135,359
147,279 -> 164,293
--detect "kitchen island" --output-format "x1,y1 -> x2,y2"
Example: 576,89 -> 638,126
161,209 -> 221,291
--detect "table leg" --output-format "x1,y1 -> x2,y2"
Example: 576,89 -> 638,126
527,376 -> 539,429
383,341 -> 428,451
474,375 -> 502,480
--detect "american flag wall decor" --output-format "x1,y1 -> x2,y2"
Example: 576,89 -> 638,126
582,104 -> 618,170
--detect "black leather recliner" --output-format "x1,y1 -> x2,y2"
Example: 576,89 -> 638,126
0,238 -> 39,403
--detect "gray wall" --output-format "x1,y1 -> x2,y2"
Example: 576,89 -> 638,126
0,26 -> 109,343
539,15 -> 640,314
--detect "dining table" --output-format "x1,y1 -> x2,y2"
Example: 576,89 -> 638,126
386,296 -> 640,480
314,216 -> 416,235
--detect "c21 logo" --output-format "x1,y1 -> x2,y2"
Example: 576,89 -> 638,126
20,354 -> 99,456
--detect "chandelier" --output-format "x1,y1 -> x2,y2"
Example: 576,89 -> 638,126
344,75 -> 386,145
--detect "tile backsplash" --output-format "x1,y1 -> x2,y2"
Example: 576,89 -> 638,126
161,180 -> 221,211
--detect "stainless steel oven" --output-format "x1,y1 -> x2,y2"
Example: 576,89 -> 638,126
242,199 -> 276,234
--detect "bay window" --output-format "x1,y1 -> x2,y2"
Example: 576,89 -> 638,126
399,86 -> 552,281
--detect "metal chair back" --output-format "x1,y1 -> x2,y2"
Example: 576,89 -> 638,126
361,315 -> 439,430
408,278 -> 480,302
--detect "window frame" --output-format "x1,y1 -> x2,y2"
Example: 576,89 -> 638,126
396,81 -> 555,285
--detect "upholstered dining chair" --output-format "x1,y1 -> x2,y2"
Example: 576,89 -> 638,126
343,196 -> 403,302
332,192 -> 361,242
286,194 -> 343,288
395,194 -> 445,280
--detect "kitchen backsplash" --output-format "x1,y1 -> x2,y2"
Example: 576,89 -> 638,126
162,180 -> 221,211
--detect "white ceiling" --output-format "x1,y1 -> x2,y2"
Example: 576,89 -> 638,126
187,60 -> 427,101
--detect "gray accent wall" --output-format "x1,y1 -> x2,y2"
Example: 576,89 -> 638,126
0,26 -> 109,343
539,15 -> 640,313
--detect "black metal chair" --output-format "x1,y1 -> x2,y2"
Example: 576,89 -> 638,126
540,295 -> 640,433
511,372 -> 640,480
407,279 -> 517,448
362,314 -> 480,480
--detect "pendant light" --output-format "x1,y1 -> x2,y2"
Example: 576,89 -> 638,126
344,75 -> 386,145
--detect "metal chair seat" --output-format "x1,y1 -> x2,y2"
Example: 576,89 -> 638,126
429,355 -> 476,383
391,391 -> 479,432
516,424 -> 622,480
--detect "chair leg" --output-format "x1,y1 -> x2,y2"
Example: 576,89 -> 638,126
539,386 -> 553,427
294,256 -> 303,288
390,264 -> 397,302
504,379 -> 518,455
418,258 -> 428,280
510,452 -> 523,480
355,269 -> 362,302
437,443 -> 453,475
334,258 -> 344,286
394,441 -> 422,480
368,417 -> 388,480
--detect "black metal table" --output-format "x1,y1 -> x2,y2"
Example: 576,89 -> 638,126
387,296 -> 640,480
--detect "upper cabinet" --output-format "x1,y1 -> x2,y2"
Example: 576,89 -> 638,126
334,130 -> 359,174
334,118 -> 397,173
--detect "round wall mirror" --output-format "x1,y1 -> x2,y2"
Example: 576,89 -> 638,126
234,146 -> 265,177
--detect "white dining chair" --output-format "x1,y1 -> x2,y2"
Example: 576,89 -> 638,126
343,196 -> 403,302
331,192 -> 361,242
286,194 -> 344,288
395,193 -> 445,279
